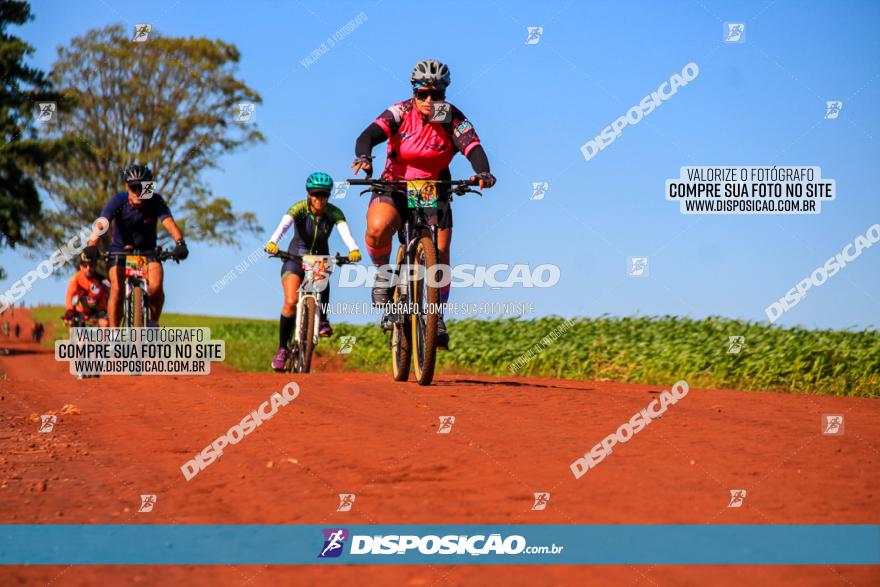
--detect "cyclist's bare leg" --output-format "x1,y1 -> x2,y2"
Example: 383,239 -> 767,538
278,273 -> 301,351
437,227 -> 452,265
146,261 -> 164,322
282,273 -> 301,317
436,227 -> 452,345
365,201 -> 401,264
366,201 -> 402,311
437,227 -> 452,302
108,264 -> 125,327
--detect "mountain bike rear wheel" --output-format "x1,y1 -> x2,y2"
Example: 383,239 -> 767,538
391,245 -> 412,382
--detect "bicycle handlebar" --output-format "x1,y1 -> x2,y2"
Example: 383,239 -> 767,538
101,248 -> 179,262
346,178 -> 481,197
270,251 -> 354,265
346,179 -> 477,186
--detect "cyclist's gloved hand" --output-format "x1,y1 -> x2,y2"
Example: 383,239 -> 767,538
63,309 -> 76,321
351,155 -> 373,177
471,172 -> 496,189
265,241 -> 279,255
173,239 -> 189,260
83,245 -> 99,259
348,249 -> 361,263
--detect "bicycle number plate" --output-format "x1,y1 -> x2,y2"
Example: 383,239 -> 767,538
124,255 -> 147,278
407,180 -> 438,209
301,255 -> 331,280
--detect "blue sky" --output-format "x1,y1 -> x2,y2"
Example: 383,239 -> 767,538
4,0 -> 879,329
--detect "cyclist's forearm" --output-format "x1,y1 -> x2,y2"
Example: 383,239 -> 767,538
163,217 -> 184,242
65,278 -> 77,310
466,144 -> 490,174
355,123 -> 387,158
335,221 -> 359,252
88,217 -> 110,246
269,214 -> 294,244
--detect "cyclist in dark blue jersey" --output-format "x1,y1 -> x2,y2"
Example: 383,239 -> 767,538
85,164 -> 188,327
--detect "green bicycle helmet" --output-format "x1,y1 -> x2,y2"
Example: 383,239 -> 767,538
305,172 -> 334,192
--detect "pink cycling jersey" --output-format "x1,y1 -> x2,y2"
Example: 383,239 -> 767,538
373,98 -> 481,180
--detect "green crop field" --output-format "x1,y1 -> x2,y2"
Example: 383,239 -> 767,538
26,306 -> 880,397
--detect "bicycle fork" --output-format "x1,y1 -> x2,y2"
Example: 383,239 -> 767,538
389,222 -> 438,325
294,292 -> 321,347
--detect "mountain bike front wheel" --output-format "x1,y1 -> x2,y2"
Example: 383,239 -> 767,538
410,233 -> 439,386
123,283 -> 146,327
296,297 -> 317,373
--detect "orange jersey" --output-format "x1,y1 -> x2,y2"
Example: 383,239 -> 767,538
65,270 -> 107,314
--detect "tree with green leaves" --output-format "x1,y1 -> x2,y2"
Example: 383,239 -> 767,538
35,23 -> 264,249
0,0 -> 69,275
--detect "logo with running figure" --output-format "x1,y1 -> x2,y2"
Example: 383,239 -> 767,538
337,493 -> 356,512
724,23 -> 745,43
531,492 -> 550,511
318,528 -> 349,558
824,101 -> 843,120
332,181 -> 350,200
727,336 -> 745,354
236,102 -> 256,123
139,181 -> 155,200
429,101 -> 451,123
39,415 -> 57,433
437,415 -> 455,434
138,494 -> 157,512
530,182 -> 549,201
822,414 -> 844,435
728,489 -> 746,508
337,336 -> 356,354
525,26 -> 544,45
132,24 -> 151,42
35,102 -> 56,124
627,256 -> 649,277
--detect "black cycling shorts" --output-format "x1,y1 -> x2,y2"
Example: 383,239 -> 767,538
280,256 -> 305,280
369,189 -> 453,230
106,250 -> 161,268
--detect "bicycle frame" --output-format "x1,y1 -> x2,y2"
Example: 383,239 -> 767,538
347,178 -> 479,385
270,251 -> 351,373
124,255 -> 150,326
395,208 -> 437,322
294,254 -> 337,347
103,249 -> 177,327
349,179 -> 478,318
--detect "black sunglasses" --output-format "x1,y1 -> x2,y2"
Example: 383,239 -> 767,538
414,89 -> 446,101
308,190 -> 330,199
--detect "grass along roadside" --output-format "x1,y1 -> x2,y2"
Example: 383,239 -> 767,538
26,306 -> 880,397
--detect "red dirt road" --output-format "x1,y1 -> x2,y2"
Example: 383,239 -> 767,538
1,309 -> 878,585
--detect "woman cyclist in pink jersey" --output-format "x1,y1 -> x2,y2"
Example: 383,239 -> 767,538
351,59 -> 496,348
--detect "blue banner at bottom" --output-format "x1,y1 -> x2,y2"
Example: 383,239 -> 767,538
1,525 -> 878,564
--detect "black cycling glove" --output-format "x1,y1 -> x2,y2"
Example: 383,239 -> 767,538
173,239 -> 189,260
473,172 -> 496,188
